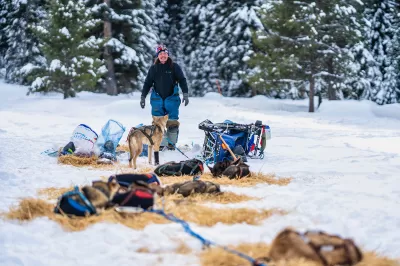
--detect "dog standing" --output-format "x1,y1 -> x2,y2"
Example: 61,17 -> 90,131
127,115 -> 169,169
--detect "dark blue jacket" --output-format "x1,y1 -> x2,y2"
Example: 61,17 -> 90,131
141,59 -> 189,100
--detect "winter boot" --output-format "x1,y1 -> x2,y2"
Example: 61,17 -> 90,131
161,120 -> 180,148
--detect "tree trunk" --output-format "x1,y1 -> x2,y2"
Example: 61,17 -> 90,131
103,0 -> 117,96
327,56 -> 336,100
309,74 -> 315,113
250,84 -> 256,97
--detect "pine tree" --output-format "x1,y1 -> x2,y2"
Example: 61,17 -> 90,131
249,0 -> 362,111
248,2 -> 306,99
0,0 -> 11,75
131,0 -> 159,90
344,42 -> 375,100
316,0 -> 363,100
155,0 -> 183,52
364,0 -> 400,104
180,0 -> 264,97
3,0 -> 46,84
154,0 -> 169,43
211,0 -> 264,97
180,0 -> 219,96
89,0 -> 158,93
29,0 -> 106,98
154,0 -> 186,78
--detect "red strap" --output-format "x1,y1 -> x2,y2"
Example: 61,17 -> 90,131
260,126 -> 265,145
120,189 -> 153,206
199,163 -> 204,173
135,190 -> 153,199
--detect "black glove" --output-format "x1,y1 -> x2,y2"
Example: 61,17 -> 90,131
140,96 -> 145,109
182,93 -> 189,106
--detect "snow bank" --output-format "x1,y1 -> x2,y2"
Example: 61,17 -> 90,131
202,92 -> 224,99
371,102 -> 400,121
318,99 -> 400,121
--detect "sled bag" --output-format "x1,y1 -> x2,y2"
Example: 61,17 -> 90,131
154,159 -> 204,176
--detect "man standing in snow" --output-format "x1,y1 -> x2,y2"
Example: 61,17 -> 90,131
140,44 -> 189,150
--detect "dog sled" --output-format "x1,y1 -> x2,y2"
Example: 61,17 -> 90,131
198,119 -> 271,165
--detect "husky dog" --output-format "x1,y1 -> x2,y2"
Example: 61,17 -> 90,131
127,115 -> 169,169
210,158 -> 250,179
265,227 -> 363,266
75,177 -> 120,212
163,180 -> 221,197
209,160 -> 232,177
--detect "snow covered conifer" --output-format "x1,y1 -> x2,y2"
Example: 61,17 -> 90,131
0,0 -> 11,74
211,0 -> 264,97
29,0 -> 106,99
180,0 -> 216,96
181,0 -> 263,96
130,0 -> 159,90
2,0 -> 46,84
364,0 -> 400,104
249,1 -> 362,111
90,0 -> 158,93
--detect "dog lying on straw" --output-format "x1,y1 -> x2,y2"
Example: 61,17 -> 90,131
127,179 -> 220,198
255,227 -> 363,266
210,157 -> 250,179
71,177 -> 120,213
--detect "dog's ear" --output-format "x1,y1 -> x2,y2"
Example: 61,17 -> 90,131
108,177 -> 120,190
108,175 -> 117,183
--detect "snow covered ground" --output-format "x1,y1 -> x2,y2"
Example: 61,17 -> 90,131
0,80 -> 400,266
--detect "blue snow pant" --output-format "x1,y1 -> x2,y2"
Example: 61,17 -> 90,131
150,85 -> 181,146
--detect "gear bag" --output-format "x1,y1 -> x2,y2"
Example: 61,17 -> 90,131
154,159 -> 204,176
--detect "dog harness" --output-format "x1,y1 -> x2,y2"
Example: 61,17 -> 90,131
127,124 -> 162,146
